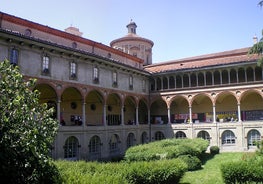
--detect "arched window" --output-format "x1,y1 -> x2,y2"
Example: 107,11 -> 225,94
230,69 -> 237,83
247,129 -> 261,147
141,132 -> 148,144
175,131 -> 186,139
163,77 -> 168,89
155,131 -> 165,141
197,131 -> 210,142
206,71 -> 212,85
156,77 -> 161,90
109,134 -> 119,152
221,70 -> 229,84
238,68 -> 245,83
127,133 -> 135,148
64,136 -> 79,159
10,48 -> 19,66
169,76 -> 175,89
198,72 -> 204,86
255,66 -> 262,81
222,130 -> 235,145
190,73 -> 197,87
246,67 -> 254,82
89,135 -> 101,154
183,74 -> 189,87
214,70 -> 220,85
176,75 -> 182,88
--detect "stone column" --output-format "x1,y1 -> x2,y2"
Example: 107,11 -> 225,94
189,106 -> 193,123
213,105 -> 216,123
237,103 -> 241,122
167,107 -> 171,124
82,102 -> 86,127
103,104 -> 107,126
57,99 -> 61,123
136,106 -> 139,125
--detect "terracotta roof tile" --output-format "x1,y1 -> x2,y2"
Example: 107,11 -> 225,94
144,48 -> 259,74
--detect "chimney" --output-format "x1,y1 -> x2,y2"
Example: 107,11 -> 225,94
253,35 -> 258,44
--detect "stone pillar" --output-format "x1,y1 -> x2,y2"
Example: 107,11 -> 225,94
213,105 -> 216,123
237,103 -> 241,122
167,107 -> 171,124
103,104 -> 107,126
189,106 -> 192,123
121,105 -> 125,125
82,102 -> 86,127
57,99 -> 61,123
136,106 -> 139,125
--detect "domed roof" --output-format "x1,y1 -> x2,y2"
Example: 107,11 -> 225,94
110,20 -> 154,47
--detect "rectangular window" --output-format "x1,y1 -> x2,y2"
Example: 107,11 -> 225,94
42,55 -> 49,74
142,79 -> 146,91
10,48 -> 18,65
93,66 -> 99,83
70,62 -> 77,79
112,71 -> 117,87
129,75 -> 133,89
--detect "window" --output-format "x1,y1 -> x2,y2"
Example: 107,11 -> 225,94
93,66 -> 99,83
222,130 -> 236,145
175,131 -> 186,139
142,79 -> 146,91
42,55 -> 49,74
109,134 -> 119,152
112,71 -> 117,87
89,136 -> 101,153
10,48 -> 18,66
197,131 -> 210,142
129,75 -> 133,89
247,129 -> 261,146
64,136 -> 79,159
127,133 -> 135,148
155,131 -> 165,140
70,62 -> 77,79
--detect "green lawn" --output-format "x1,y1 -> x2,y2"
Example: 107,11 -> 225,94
179,152 -> 245,184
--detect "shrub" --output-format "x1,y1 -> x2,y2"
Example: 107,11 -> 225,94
210,146 -> 220,155
125,159 -> 187,184
221,156 -> 263,184
56,159 -> 187,184
124,138 -> 209,162
178,155 -> 202,171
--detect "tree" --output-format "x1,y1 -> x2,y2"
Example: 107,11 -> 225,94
0,60 -> 61,183
248,1 -> 263,65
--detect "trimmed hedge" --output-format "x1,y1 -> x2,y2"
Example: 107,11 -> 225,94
221,156 -> 263,184
55,159 -> 187,184
124,138 -> 209,162
124,138 -> 208,171
210,146 -> 220,155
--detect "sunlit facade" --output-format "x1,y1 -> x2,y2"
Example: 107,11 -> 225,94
0,12 -> 262,160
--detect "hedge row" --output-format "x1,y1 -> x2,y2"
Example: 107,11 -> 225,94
55,158 -> 187,184
221,156 -> 263,184
124,138 -> 208,162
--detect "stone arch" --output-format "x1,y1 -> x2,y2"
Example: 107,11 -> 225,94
138,97 -> 148,124
150,97 -> 167,124
85,89 -> 105,126
61,87 -> 83,126
215,91 -> 238,122
240,89 -> 263,121
106,93 -> 122,126
170,95 -> 189,123
191,93 -> 213,123
124,96 -> 136,125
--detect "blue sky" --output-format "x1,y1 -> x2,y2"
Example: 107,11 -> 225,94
1,0 -> 262,63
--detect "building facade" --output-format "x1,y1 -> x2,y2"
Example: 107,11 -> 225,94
0,12 -> 262,161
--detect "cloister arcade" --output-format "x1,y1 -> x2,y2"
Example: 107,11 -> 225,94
36,78 -> 263,159
151,65 -> 263,91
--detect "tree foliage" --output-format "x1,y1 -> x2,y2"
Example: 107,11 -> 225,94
0,60 -> 61,183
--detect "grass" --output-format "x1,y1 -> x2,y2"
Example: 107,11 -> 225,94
179,152 -> 245,184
